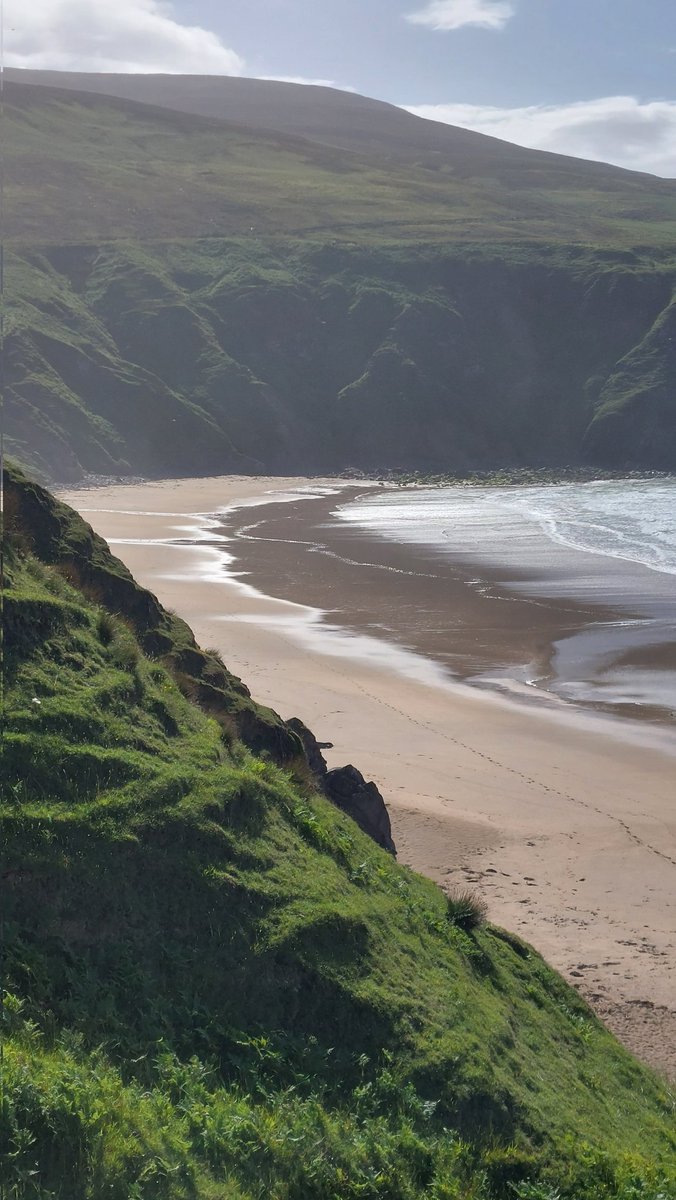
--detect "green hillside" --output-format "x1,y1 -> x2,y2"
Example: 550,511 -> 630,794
3,67 -> 652,178
6,80 -> 676,248
7,69 -> 676,213
7,239 -> 676,482
2,462 -> 675,1198
4,77 -> 676,480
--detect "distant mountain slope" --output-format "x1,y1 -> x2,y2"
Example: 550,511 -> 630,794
7,67 -> 675,191
4,76 -> 676,480
5,80 -> 676,246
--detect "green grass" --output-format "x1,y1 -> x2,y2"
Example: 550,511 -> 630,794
1,466 -> 675,1198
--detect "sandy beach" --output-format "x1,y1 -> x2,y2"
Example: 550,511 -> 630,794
61,474 -> 676,1080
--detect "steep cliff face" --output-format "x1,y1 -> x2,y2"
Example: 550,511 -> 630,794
8,242 -> 676,482
585,294 -> 676,467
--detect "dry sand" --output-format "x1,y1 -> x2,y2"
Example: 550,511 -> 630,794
61,475 -> 676,1080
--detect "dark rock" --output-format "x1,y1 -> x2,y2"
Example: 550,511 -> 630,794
287,717 -> 331,776
324,765 -> 396,855
235,709 -> 303,763
287,718 -> 396,854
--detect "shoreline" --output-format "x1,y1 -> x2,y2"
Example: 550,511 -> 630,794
60,474 -> 676,1080
217,485 -> 676,737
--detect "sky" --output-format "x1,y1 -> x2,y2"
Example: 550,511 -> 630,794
6,0 -> 676,176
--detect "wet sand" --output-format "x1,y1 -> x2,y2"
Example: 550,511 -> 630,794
61,475 -> 676,1080
217,488 -> 676,727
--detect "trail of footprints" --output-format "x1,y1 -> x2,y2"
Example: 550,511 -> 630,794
347,675 -> 676,869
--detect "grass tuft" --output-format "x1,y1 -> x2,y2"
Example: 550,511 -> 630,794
96,609 -> 116,646
446,889 -> 488,931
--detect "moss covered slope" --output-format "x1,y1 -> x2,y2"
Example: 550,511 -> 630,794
7,242 -> 676,483
1,465 -> 675,1199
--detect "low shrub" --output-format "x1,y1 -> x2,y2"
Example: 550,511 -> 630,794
446,889 -> 488,932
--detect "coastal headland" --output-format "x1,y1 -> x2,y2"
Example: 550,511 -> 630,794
61,474 -> 676,1080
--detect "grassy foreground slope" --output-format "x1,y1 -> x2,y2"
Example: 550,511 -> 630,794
2,463 -> 676,1198
4,78 -> 676,480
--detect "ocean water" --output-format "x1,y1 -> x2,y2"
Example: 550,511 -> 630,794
338,479 -> 676,583
337,479 -> 676,720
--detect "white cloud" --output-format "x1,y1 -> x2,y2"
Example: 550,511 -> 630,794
4,0 -> 244,74
405,0 -> 514,32
258,76 -> 356,91
404,96 -> 676,176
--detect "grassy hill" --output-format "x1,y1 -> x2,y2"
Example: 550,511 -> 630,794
8,67 -> 676,195
5,78 -> 676,247
4,74 -> 676,480
2,461 -> 676,1198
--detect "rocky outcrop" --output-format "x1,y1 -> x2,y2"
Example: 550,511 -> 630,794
287,717 -> 396,855
286,718 -> 332,776
324,766 -> 397,855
